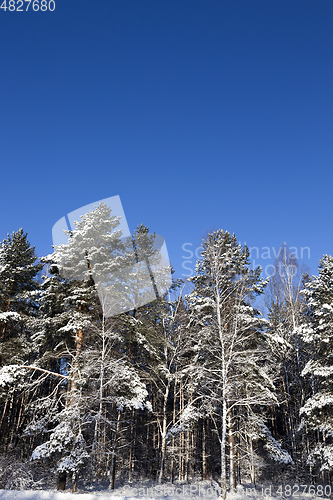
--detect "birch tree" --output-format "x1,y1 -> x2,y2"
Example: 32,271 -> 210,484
186,230 -> 278,499
265,245 -> 309,474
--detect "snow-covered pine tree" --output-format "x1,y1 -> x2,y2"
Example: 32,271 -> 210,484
29,204 -> 154,491
19,254 -> 86,490
0,229 -> 42,454
0,228 -> 42,366
78,308 -> 152,489
105,224 -> 186,485
28,253 -> 78,376
298,254 -> 333,479
26,204 -> 124,490
186,230 -> 279,499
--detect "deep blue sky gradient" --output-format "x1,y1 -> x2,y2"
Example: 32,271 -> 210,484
1,0 -> 333,280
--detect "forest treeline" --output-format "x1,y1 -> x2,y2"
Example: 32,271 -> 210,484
0,203 -> 332,498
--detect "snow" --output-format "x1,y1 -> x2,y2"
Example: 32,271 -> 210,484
300,392 -> 333,416
167,405 -> 203,437
0,484 -> 329,500
0,364 -> 20,386
0,311 -> 21,323
0,492 -> 123,500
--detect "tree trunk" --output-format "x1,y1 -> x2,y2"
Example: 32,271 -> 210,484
128,408 -> 135,482
179,382 -> 184,481
249,436 -> 255,485
202,419 -> 207,480
228,411 -> 236,493
57,471 -> 67,491
220,400 -> 228,500
185,430 -> 190,483
171,382 -> 177,483
158,383 -> 170,484
109,411 -> 121,490
72,472 -> 78,493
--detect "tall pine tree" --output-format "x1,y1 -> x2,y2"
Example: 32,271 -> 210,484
0,229 -> 42,365
299,255 -> 333,479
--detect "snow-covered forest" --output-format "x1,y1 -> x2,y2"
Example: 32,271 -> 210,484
1,204 -> 333,498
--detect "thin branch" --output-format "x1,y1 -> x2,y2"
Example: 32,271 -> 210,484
20,365 -> 69,380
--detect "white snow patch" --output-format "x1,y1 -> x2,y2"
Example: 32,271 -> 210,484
0,483 -> 329,500
0,312 -> 21,323
0,492 -> 125,500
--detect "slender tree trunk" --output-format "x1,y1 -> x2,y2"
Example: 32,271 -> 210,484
93,317 -> 106,477
249,436 -> 255,485
179,382 -> 184,481
145,420 -> 150,478
202,419 -> 207,480
215,275 -> 228,500
228,411 -> 236,493
171,381 -> 177,483
128,408 -> 135,482
158,383 -> 170,484
0,396 -> 9,437
282,360 -> 299,480
109,411 -> 121,490
185,430 -> 190,483
220,399 -> 228,500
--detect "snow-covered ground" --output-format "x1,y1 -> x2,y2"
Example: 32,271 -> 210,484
0,482 -> 331,500
0,493 -> 115,500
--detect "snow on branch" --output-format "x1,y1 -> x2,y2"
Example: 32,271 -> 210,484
166,404 -> 203,439
22,366 -> 69,380
0,365 -> 22,387
300,392 -> 333,416
248,417 -> 294,465
0,312 -> 21,323
0,365 -> 69,387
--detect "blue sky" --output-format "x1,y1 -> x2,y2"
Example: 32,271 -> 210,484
1,0 -> 333,281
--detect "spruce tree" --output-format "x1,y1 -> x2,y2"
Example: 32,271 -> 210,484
299,255 -> 333,478
0,229 -> 42,455
0,228 -> 42,365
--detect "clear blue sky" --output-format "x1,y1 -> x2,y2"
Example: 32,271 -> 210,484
1,0 -> 333,280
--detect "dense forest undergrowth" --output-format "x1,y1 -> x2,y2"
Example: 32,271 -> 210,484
1,204 -> 333,499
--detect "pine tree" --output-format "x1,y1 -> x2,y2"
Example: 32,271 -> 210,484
29,205 -> 153,490
0,228 -> 42,366
21,254 -> 87,490
299,255 -> 333,478
0,229 -> 42,455
109,224 -> 184,484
